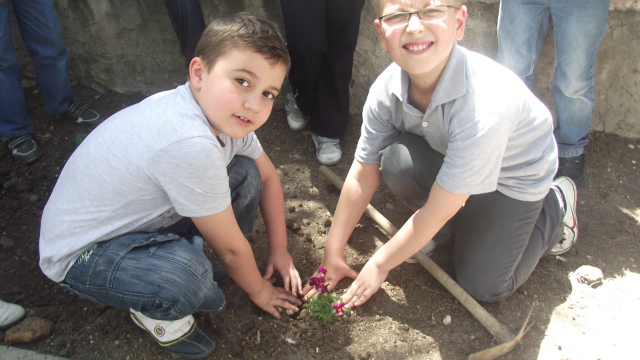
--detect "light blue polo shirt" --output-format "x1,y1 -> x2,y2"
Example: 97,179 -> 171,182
355,43 -> 557,202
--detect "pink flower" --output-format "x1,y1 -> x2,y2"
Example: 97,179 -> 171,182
318,266 -> 327,275
309,275 -> 327,292
333,302 -> 346,316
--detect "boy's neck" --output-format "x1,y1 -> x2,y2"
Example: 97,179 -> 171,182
405,53 -> 450,113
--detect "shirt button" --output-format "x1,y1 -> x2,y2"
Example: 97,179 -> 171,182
422,121 -> 428,127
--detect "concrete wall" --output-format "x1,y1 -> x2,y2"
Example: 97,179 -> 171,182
11,0 -> 640,138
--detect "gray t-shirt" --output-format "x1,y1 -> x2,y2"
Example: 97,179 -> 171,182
356,44 -> 557,202
39,83 -> 263,282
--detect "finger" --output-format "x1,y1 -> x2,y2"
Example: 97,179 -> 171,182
266,305 -> 281,319
282,274 -> 291,293
354,290 -> 371,307
346,267 -> 359,280
343,285 -> 363,309
267,275 -> 277,284
293,270 -> 303,295
276,289 -> 302,305
274,299 -> 299,312
263,263 -> 274,280
302,287 -> 318,302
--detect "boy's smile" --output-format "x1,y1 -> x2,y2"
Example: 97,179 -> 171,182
189,48 -> 287,139
375,0 -> 466,83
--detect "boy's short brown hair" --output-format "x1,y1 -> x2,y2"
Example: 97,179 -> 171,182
195,12 -> 290,72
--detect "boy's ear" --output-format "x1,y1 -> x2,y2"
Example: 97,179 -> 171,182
455,5 -> 467,41
374,19 -> 388,51
189,57 -> 205,90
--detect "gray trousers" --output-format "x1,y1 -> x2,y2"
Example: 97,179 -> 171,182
380,133 -> 563,302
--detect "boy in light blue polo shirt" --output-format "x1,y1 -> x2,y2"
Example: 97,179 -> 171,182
303,0 -> 579,307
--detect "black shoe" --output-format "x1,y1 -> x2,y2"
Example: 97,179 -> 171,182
56,101 -> 101,125
3,134 -> 42,163
556,154 -> 585,190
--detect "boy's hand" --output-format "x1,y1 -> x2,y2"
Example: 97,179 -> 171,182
341,260 -> 388,309
301,254 -> 358,300
250,278 -> 302,319
263,246 -> 303,296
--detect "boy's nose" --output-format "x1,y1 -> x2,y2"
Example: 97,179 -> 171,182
244,95 -> 261,112
406,13 -> 425,31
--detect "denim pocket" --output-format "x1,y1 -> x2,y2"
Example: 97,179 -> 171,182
146,236 -> 212,278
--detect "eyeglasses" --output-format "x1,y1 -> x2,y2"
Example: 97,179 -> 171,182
378,5 -> 458,26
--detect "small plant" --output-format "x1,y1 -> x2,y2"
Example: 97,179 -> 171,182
306,266 -> 349,324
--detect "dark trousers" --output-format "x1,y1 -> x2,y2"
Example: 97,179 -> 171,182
279,0 -> 364,139
379,133 -> 563,302
164,0 -> 206,68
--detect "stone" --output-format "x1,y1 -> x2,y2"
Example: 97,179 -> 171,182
324,218 -> 332,227
443,315 -> 452,326
4,317 -> 54,344
574,265 -> 604,285
0,236 -> 14,249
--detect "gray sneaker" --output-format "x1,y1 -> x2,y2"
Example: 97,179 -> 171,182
311,132 -> 342,165
550,176 -> 578,256
3,134 -> 42,163
284,93 -> 309,131
57,101 -> 101,125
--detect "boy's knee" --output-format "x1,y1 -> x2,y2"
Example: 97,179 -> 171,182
456,271 -> 514,303
156,266 -> 226,317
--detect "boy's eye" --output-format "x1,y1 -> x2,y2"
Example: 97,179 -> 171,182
263,92 -> 275,100
385,12 -> 409,23
235,78 -> 249,87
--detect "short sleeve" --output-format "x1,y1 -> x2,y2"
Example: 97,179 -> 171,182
355,86 -> 402,164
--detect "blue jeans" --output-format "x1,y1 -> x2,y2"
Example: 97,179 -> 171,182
0,0 -> 75,138
61,156 -> 263,321
496,0 -> 609,158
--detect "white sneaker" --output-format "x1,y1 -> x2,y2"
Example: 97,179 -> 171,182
285,93 -> 309,131
404,240 -> 437,263
550,176 -> 578,256
0,299 -> 26,330
311,132 -> 342,165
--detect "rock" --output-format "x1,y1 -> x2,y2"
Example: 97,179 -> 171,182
288,205 -> 296,213
291,222 -> 301,231
324,218 -> 332,227
4,317 -> 54,344
298,310 -> 309,320
574,265 -> 604,285
302,218 -> 311,226
285,309 -> 296,316
29,194 -> 39,203
402,324 -> 410,331
3,177 -> 18,189
0,236 -> 15,249
305,233 -> 313,242
443,315 -> 452,326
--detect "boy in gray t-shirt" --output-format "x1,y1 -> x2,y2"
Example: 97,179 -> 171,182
303,1 -> 579,308
39,14 -> 301,359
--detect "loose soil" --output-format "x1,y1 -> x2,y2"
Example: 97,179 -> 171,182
1,83 -> 639,360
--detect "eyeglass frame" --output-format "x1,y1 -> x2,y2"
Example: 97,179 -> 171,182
378,5 -> 459,24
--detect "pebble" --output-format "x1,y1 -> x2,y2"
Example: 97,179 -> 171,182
4,317 -> 54,344
302,219 -> 311,226
29,195 -> 39,203
324,218 -> 332,227
629,144 -> 635,149
443,315 -> 452,326
3,177 -> 18,189
288,205 -> 296,213
375,315 -> 381,321
574,265 -> 603,285
0,236 -> 15,249
285,309 -> 295,316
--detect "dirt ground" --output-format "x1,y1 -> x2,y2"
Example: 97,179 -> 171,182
1,83 -> 639,360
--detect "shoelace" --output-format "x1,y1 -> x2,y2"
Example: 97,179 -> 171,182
7,135 -> 32,149
67,102 -> 90,117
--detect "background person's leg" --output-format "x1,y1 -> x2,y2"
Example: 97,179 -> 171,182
454,190 -> 563,302
309,0 -> 364,139
279,0 -> 326,117
496,0 -> 550,89
11,0 -> 74,115
0,1 -> 33,138
164,0 -> 206,68
550,0 -> 609,159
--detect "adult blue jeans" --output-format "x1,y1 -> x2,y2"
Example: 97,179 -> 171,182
496,0 -> 609,158
0,0 -> 75,138
60,156 -> 262,321
380,133 -> 563,302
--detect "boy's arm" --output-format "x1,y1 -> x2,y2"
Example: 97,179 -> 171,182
192,209 -> 301,318
302,159 -> 382,298
253,151 -> 302,295
341,181 -> 469,308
